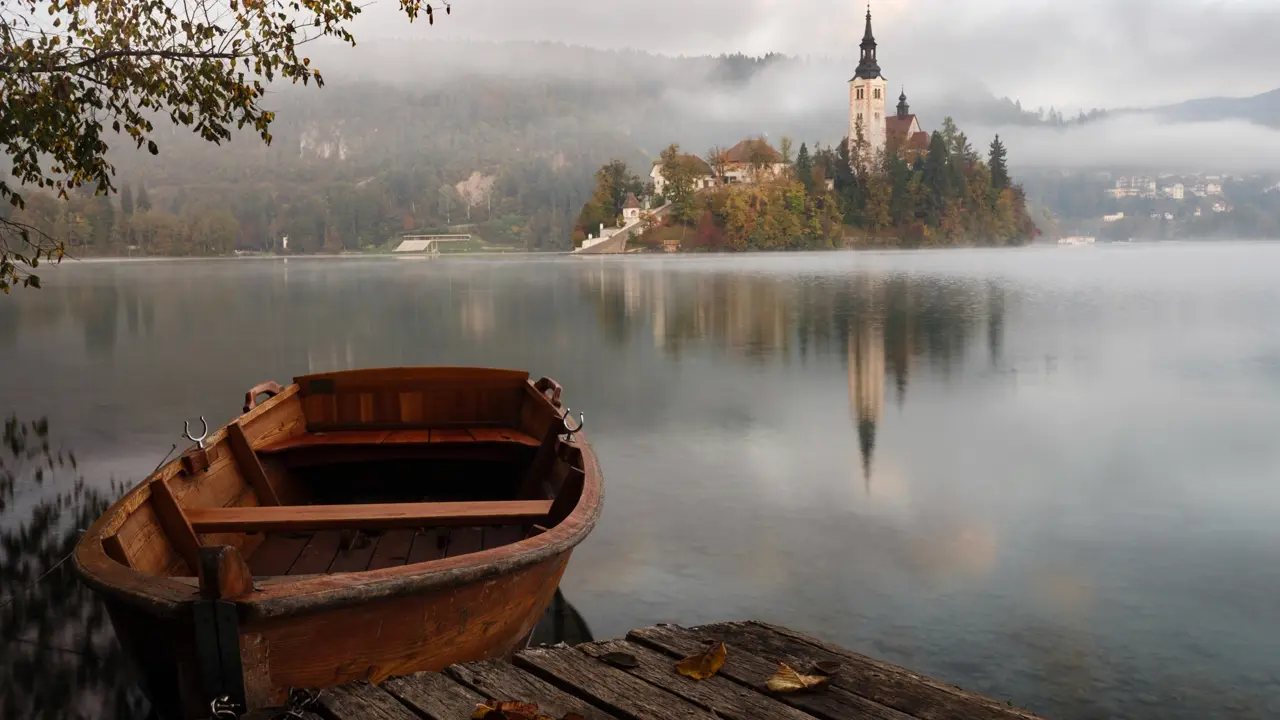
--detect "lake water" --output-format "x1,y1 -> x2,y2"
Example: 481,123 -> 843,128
3,244 -> 1280,719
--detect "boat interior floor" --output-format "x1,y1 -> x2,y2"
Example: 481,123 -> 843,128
245,524 -> 529,577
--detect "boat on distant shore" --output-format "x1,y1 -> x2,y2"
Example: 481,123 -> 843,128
73,367 -> 601,719
1058,235 -> 1097,246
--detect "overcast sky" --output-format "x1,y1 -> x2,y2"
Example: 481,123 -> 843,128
351,0 -> 1280,110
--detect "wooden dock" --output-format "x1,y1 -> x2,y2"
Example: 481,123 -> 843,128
257,620 -> 1044,720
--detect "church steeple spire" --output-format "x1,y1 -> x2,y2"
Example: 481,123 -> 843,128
853,3 -> 882,80
897,87 -> 910,118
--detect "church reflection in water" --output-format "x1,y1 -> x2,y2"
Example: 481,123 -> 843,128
580,265 -> 1007,486
848,313 -> 885,493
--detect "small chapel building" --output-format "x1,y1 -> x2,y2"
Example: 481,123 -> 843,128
848,5 -> 930,163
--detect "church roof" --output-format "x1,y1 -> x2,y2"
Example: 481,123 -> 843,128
623,192 -> 641,209
724,138 -> 783,164
654,153 -> 714,176
886,115 -> 930,152
885,114 -> 917,138
852,6 -> 883,81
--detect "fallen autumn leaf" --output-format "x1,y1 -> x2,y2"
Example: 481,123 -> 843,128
766,662 -> 830,693
675,640 -> 727,680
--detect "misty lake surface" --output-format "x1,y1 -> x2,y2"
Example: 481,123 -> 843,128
3,243 -> 1280,719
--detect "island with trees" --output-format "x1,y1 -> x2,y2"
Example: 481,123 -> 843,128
575,117 -> 1040,252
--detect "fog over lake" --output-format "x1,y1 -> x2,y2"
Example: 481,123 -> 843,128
3,243 -> 1279,718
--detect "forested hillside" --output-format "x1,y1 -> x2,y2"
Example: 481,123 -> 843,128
0,41 -> 1072,257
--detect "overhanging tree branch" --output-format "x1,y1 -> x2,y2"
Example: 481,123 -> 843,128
0,0 -> 450,292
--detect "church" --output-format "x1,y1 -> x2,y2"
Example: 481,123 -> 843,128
848,5 -> 930,163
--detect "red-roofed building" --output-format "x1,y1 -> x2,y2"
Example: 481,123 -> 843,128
721,138 -> 788,184
886,90 -> 931,158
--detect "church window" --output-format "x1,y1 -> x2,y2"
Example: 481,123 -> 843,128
857,113 -> 863,125
856,88 -> 864,100
874,88 -> 881,100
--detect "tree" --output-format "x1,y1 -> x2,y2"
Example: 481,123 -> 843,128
795,143 -> 814,194
0,0 -> 447,292
705,146 -> 728,186
940,117 -> 960,155
989,135 -> 1010,192
848,117 -> 872,172
780,136 -> 794,165
745,138 -> 774,184
595,160 -> 644,217
119,185 -> 134,217
660,144 -> 700,224
864,175 -> 892,231
136,186 -> 152,213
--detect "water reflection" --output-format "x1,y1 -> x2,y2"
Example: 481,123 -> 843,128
7,251 -> 1280,720
0,416 -> 147,719
579,264 -> 1005,484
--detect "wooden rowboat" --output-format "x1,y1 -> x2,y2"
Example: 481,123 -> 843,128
72,367 -> 602,720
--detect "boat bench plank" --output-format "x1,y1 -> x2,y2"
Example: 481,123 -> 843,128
257,428 -> 540,454
186,500 -> 554,533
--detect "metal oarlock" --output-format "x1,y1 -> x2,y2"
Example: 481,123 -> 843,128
184,416 -> 209,449
562,408 -> 585,441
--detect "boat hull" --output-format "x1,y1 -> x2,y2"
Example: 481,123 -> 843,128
73,367 -> 603,720
106,552 -> 570,719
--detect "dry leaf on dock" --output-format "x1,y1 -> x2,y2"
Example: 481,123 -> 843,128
675,640 -> 727,680
472,701 -> 541,719
765,662 -> 830,693
471,702 -> 588,720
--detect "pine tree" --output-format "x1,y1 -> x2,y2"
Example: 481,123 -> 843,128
136,185 -> 152,212
120,184 -> 135,216
922,132 -> 951,226
795,142 -> 813,193
988,135 -> 1009,192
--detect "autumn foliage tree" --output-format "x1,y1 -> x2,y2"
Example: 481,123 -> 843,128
573,160 -> 645,245
0,0 -> 450,291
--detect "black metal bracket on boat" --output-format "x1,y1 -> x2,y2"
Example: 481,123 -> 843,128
193,598 -> 246,713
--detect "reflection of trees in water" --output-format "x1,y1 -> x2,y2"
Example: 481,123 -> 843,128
0,416 -> 147,719
581,266 -> 1006,479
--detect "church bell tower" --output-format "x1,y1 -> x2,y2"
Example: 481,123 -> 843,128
848,4 -> 887,164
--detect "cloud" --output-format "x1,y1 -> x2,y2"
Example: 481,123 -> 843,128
988,114 -> 1280,172
348,0 -> 1280,109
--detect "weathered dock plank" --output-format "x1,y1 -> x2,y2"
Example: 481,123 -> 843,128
701,621 -> 1039,720
578,638 -> 817,720
446,658 -> 618,720
383,671 -> 487,720
257,621 -> 1046,720
315,681 -> 421,720
627,623 -> 910,720
515,645 -> 721,720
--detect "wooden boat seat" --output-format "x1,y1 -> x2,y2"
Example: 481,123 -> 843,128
257,428 -> 541,454
186,500 -> 553,533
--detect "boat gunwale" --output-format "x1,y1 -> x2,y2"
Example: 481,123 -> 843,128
71,369 -> 603,621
